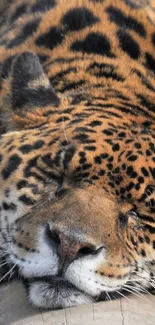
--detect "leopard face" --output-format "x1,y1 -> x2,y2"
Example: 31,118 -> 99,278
9,184 -> 155,308
0,0 -> 155,309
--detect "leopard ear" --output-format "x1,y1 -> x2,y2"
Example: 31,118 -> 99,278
11,52 -> 59,112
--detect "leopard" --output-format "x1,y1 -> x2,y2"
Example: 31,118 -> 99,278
0,0 -> 155,309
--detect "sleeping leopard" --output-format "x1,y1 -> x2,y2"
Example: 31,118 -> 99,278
0,0 -> 155,309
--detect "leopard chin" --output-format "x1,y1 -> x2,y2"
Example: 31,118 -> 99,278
25,276 -> 93,309
23,275 -> 127,309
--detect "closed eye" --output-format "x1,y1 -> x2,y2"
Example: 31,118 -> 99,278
55,188 -> 69,198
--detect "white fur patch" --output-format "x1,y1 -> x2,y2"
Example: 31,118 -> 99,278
29,281 -> 93,309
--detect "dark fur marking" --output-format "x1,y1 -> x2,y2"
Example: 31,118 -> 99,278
0,55 -> 15,89
60,80 -> 85,92
145,52 -> 155,72
87,62 -> 125,81
73,134 -> 95,144
71,32 -> 115,57
89,0 -> 105,2
50,67 -> 77,86
63,146 -> 76,169
19,195 -> 35,206
8,18 -> 40,48
19,144 -> 33,154
133,69 -> 155,92
117,30 -> 140,59
88,120 -> 102,127
36,27 -> 64,50
73,127 -> 96,134
42,154 -> 53,167
125,0 -> 148,9
62,7 -> 99,31
3,202 -> 17,211
107,6 -> 146,37
112,143 -> 120,151
138,94 -> 154,113
152,33 -> 155,47
17,180 -> 40,195
84,146 -> 96,151
141,167 -> 149,177
24,156 -> 46,182
33,140 -> 45,150
17,180 -> 29,190
127,155 -> 138,161
126,166 -> 137,178
2,154 -> 22,180
37,54 -> 50,63
10,4 -> 28,23
31,0 -> 56,13
5,188 -> 10,198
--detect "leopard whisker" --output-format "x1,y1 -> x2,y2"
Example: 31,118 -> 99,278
0,261 -> 9,268
106,291 -> 112,301
132,273 -> 155,289
123,287 -> 153,304
127,282 -> 152,296
0,263 -> 17,283
124,283 -> 151,297
0,252 -> 8,258
115,290 -> 130,301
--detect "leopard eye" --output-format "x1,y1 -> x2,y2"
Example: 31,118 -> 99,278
55,188 -> 68,198
126,210 -> 138,218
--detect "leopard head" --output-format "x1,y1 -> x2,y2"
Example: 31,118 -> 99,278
1,52 -> 155,308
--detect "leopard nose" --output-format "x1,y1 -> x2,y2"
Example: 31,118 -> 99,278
45,224 -> 98,266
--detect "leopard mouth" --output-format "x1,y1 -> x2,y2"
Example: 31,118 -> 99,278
1,256 -> 133,309
22,274 -> 131,309
1,255 -> 137,309
23,274 -> 90,297
22,274 -> 94,309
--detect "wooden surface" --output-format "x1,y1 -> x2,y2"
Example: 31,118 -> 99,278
0,281 -> 155,325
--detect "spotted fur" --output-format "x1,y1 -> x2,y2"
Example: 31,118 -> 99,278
0,0 -> 155,309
